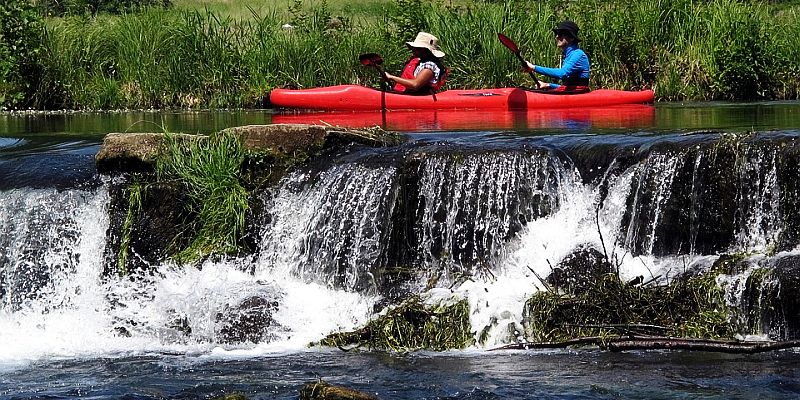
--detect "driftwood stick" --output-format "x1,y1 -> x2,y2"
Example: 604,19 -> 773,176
489,336 -> 605,351
563,323 -> 670,336
526,265 -> 553,293
489,335 -> 800,354
607,338 -> 800,354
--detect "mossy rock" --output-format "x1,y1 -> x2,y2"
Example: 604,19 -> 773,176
299,381 -> 377,400
318,296 -> 473,351
523,260 -> 733,342
96,124 -> 404,175
96,132 -> 201,173
546,244 -> 611,295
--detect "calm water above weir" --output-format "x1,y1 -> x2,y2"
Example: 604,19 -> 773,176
2,102 -> 800,399
1,101 -> 799,137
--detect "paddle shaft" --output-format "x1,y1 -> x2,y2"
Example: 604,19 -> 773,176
515,52 -> 541,88
498,33 -> 541,89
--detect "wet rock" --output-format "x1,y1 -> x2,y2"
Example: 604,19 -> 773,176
299,380 -> 377,400
226,124 -> 402,155
103,180 -> 191,276
212,394 -> 247,400
96,124 -> 403,175
775,144 -> 800,252
547,244 -> 611,295
215,295 -> 280,344
621,137 -> 782,256
95,132 -> 200,173
744,255 -> 800,340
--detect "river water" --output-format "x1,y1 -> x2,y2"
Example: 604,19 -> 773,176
2,103 -> 800,399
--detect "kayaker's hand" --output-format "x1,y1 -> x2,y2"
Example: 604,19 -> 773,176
522,61 -> 535,73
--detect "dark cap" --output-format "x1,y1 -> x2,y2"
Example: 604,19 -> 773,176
553,20 -> 580,42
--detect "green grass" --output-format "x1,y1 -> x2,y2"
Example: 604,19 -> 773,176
24,0 -> 800,109
156,130 -> 249,263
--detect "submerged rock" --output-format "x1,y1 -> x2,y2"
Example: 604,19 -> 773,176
215,294 -> 280,344
299,380 -> 377,400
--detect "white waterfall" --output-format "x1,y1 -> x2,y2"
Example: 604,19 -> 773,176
1,139 -> 797,366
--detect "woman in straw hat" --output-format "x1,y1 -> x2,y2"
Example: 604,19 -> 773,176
523,20 -> 590,93
385,32 -> 448,94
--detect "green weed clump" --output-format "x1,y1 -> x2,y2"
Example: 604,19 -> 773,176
118,179 -> 143,275
523,265 -> 732,342
319,296 -> 474,351
155,130 -> 248,264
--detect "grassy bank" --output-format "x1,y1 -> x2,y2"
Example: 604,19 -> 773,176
5,0 -> 800,109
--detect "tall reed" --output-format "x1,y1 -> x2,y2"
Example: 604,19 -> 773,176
30,0 -> 800,109
156,130 -> 249,263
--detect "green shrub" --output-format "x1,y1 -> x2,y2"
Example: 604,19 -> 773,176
0,0 -> 42,109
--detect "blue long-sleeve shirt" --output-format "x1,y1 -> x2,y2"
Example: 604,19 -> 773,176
533,44 -> 590,88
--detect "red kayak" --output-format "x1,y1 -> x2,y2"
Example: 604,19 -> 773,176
271,105 -> 656,132
269,85 -> 654,111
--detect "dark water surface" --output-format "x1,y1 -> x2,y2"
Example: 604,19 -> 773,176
3,102 -> 800,399
3,350 -> 800,399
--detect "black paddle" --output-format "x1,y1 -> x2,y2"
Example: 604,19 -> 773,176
359,53 -> 390,86
358,53 -> 388,122
498,33 -> 541,89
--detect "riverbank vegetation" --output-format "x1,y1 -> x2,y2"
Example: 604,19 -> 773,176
2,0 -> 799,110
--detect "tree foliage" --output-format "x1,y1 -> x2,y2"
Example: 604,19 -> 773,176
0,0 -> 42,109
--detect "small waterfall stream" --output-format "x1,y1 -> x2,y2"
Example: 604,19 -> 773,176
3,132 -> 800,366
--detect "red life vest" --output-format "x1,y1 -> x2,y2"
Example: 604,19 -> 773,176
393,57 -> 448,93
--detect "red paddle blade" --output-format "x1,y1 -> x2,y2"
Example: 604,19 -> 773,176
497,32 -> 519,53
359,53 -> 383,66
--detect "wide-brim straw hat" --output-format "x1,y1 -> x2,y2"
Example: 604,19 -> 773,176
406,32 -> 445,58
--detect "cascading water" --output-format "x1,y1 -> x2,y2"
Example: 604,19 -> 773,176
623,152 -> 686,255
414,150 -> 562,279
733,148 -> 782,251
0,186 -> 113,362
257,163 -> 398,291
4,132 -> 800,370
0,183 -> 377,363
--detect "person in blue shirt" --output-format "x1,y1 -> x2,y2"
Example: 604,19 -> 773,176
523,20 -> 591,93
